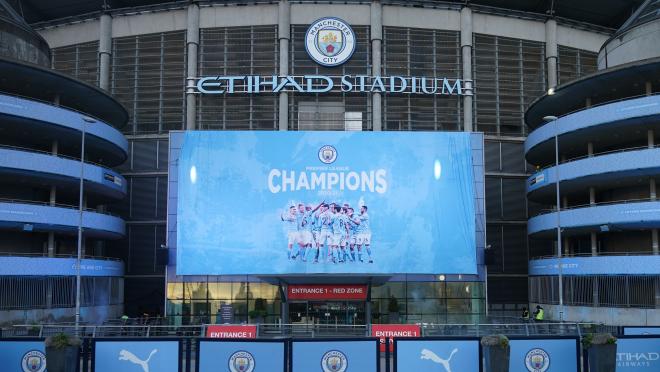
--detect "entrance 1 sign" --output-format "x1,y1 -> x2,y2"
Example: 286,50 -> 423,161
206,325 -> 257,339
371,324 -> 421,352
288,285 -> 368,300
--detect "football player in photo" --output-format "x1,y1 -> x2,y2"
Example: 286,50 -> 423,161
346,207 -> 361,262
356,205 -> 373,263
317,203 -> 334,263
298,201 -> 324,262
280,205 -> 298,260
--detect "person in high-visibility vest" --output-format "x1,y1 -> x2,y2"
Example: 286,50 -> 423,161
533,305 -> 544,321
521,307 -> 530,321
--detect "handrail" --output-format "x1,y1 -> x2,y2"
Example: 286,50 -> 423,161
0,197 -> 121,218
535,197 -> 659,217
0,90 -> 112,129
531,251 -> 659,260
531,92 -> 660,130
531,144 -> 660,174
0,144 -> 119,171
0,252 -> 121,262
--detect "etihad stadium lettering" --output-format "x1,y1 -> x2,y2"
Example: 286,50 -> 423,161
195,75 -> 471,96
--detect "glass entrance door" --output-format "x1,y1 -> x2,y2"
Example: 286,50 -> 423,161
308,301 -> 365,325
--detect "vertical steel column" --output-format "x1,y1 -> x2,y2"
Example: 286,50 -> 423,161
186,3 -> 200,131
278,0 -> 290,131
48,139 -> 58,257
545,19 -> 558,91
98,13 -> 112,91
461,7 -> 473,132
371,1 -> 383,131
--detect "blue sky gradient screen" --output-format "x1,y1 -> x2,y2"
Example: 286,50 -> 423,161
176,131 -> 476,275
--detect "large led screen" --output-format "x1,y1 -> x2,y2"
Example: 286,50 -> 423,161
176,131 -> 477,275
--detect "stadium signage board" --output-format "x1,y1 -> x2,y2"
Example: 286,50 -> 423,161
287,284 -> 368,300
371,324 -> 421,352
176,131 -> 478,275
206,325 -> 257,339
195,75 -> 468,95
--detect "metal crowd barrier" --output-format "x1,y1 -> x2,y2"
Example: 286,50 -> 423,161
3,322 -> 616,339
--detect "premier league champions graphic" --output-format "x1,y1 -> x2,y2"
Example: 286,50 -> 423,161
176,131 -> 477,275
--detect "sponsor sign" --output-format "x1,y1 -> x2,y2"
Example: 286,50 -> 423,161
371,324 -> 421,352
508,338 -> 579,372
616,337 -> 660,371
93,340 -> 180,372
623,327 -> 660,336
197,340 -> 285,372
0,340 -> 46,372
291,339 -> 379,372
206,325 -> 257,339
176,131 -> 478,275
394,338 -> 481,372
287,285 -> 368,300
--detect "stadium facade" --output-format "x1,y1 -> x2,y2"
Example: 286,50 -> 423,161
0,0 -> 656,326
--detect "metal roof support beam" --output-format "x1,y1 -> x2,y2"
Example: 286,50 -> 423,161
545,18 -> 558,90
461,6 -> 473,132
371,0 -> 383,131
278,0 -> 290,131
186,2 -> 200,131
99,13 -> 112,91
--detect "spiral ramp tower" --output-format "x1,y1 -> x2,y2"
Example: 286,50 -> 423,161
0,0 -> 128,325
525,0 -> 660,325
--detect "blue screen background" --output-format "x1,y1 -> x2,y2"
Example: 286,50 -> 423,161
176,131 -> 476,275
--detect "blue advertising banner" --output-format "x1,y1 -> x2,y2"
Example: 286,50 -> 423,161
198,340 -> 285,372
529,256 -> 660,276
616,337 -> 660,371
508,338 -> 579,372
623,327 -> 660,335
93,339 -> 180,372
394,338 -> 481,372
291,339 -> 379,372
0,340 -> 46,372
0,256 -> 124,276
176,131 -> 477,275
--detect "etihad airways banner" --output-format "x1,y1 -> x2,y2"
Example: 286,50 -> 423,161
176,131 -> 476,275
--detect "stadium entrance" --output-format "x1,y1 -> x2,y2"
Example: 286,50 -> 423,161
289,301 -> 366,325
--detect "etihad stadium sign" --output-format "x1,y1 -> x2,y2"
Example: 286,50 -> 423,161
193,17 -> 472,96
194,75 -> 470,96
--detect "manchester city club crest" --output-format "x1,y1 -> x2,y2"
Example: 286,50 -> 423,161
228,350 -> 255,372
318,145 -> 338,164
525,348 -> 550,372
21,350 -> 46,372
321,350 -> 348,372
305,17 -> 356,67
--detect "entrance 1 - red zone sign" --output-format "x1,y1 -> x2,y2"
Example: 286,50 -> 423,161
206,325 -> 257,338
371,324 -> 421,352
287,284 -> 368,300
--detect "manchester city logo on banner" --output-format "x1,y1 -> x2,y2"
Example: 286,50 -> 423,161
318,145 -> 338,164
229,350 -> 255,372
321,350 -> 348,372
525,348 -> 550,372
21,350 -> 46,372
305,17 -> 356,67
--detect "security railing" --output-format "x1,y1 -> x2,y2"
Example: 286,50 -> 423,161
2,322 -> 617,339
0,197 -> 122,218
0,252 -> 121,261
0,143 -> 119,170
